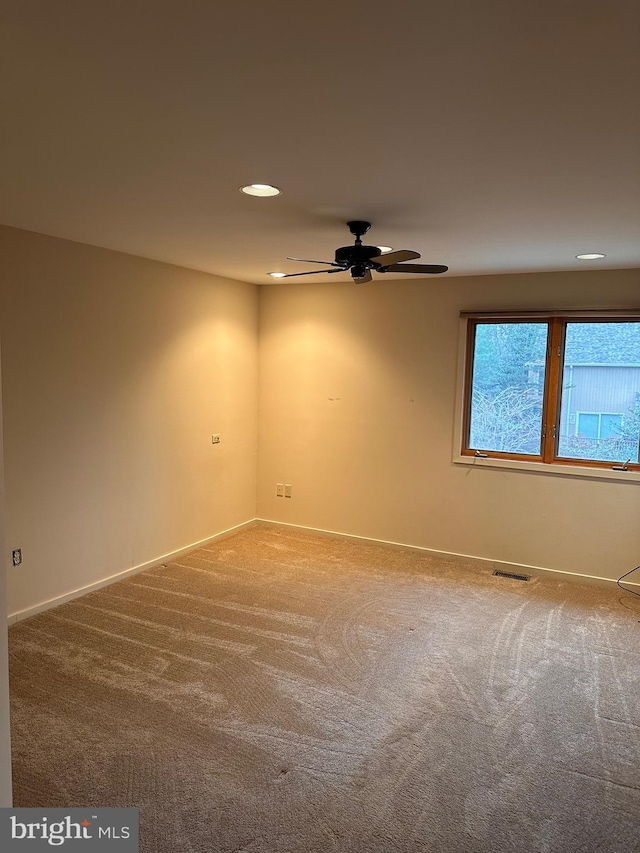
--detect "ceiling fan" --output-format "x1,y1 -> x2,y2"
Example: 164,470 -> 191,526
278,221 -> 448,283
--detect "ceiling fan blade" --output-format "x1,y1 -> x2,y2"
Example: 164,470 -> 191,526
379,263 -> 449,274
287,257 -> 345,267
281,268 -> 345,278
353,270 -> 372,284
371,250 -> 420,266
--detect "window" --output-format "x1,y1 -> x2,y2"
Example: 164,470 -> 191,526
462,317 -> 640,470
574,412 -> 622,440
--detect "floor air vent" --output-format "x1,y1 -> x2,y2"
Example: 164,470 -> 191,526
493,570 -> 530,582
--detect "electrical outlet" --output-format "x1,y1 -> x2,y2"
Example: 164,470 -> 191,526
12,548 -> 22,567
276,483 -> 284,497
284,484 -> 292,498
211,434 -> 221,444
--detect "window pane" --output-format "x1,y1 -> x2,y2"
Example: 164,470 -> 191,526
557,322 -> 640,463
468,322 -> 548,454
577,413 -> 599,440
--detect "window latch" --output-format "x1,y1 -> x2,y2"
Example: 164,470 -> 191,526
474,450 -> 489,458
612,458 -> 631,471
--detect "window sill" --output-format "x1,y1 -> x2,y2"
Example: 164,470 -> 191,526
453,453 -> 640,483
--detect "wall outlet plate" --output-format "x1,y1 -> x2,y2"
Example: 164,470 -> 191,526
276,484 -> 284,497
211,434 -> 221,444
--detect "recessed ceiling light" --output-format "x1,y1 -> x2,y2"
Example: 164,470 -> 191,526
240,183 -> 281,197
575,252 -> 606,260
268,272 -> 287,278
377,246 -> 393,254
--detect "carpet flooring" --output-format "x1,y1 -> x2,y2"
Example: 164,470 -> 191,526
8,523 -> 640,852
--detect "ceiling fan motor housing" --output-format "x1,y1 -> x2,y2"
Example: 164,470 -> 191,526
334,244 -> 381,265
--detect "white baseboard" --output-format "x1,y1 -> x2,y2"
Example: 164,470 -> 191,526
256,518 -> 640,591
9,516 -> 638,625
8,519 -> 257,625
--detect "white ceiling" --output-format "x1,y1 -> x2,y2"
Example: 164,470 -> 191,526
2,1 -> 639,284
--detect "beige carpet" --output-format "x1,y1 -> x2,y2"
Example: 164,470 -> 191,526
9,523 -> 640,852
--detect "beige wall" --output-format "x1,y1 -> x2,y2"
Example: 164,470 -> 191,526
257,269 -> 640,581
0,347 -> 12,805
0,227 -> 258,617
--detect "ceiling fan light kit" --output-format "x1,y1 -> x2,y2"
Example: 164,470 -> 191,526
279,221 -> 448,283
